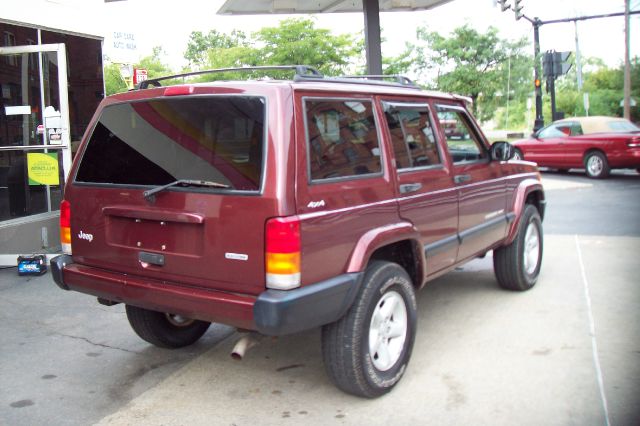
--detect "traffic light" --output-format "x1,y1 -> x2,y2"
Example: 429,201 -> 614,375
497,0 -> 510,12
543,50 -> 572,78
553,51 -> 572,76
514,0 -> 524,20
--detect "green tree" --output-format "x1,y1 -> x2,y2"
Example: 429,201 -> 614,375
252,18 -> 360,76
545,56 -> 640,122
395,24 -> 530,123
184,29 -> 248,68
137,46 -> 173,78
104,62 -> 128,96
184,18 -> 362,80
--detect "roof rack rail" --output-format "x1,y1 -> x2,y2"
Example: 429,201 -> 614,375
136,65 -> 323,89
292,74 -> 421,89
340,74 -> 418,87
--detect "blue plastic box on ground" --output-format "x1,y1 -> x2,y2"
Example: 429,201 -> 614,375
17,255 -> 47,276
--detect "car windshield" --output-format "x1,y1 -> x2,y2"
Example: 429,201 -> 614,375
75,96 -> 265,191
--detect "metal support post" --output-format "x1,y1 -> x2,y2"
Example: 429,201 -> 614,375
362,0 -> 383,75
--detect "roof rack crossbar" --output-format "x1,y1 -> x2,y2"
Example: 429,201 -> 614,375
136,65 -> 323,89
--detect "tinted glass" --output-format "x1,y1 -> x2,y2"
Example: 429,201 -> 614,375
76,96 -> 264,191
436,107 -> 487,163
385,107 -> 440,169
305,99 -> 381,181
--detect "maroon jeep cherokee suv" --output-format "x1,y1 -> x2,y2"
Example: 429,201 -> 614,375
51,66 -> 545,398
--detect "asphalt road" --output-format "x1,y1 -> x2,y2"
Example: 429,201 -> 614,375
1,170 -> 639,426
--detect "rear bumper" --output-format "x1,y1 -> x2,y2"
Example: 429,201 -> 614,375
50,255 -> 363,336
608,150 -> 640,168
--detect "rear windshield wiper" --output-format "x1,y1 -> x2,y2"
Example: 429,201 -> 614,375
143,179 -> 230,201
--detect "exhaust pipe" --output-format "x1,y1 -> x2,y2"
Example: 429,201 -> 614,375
231,332 -> 262,360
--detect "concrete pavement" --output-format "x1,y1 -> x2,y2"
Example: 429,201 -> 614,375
1,172 -> 639,425
94,234 -> 639,426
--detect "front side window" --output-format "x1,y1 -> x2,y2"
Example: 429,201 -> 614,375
76,96 -> 265,191
538,124 -> 568,139
305,99 -> 382,181
436,106 -> 487,163
385,104 -> 441,169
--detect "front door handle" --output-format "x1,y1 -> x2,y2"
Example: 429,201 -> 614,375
454,174 -> 472,184
399,183 -> 422,194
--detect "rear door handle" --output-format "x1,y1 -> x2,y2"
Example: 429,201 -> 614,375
399,183 -> 422,194
454,174 -> 471,184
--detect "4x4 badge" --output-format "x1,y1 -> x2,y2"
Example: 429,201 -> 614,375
307,200 -> 326,209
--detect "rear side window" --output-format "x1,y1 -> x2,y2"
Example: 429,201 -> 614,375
304,99 -> 382,181
384,104 -> 441,169
75,96 -> 265,191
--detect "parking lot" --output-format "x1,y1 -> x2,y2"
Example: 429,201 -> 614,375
1,170 -> 639,426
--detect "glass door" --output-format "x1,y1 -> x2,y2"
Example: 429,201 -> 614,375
0,43 -> 71,222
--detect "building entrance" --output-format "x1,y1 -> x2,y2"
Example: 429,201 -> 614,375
0,43 -> 71,264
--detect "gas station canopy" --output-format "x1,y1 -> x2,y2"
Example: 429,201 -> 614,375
218,0 -> 452,14
217,0 -> 453,74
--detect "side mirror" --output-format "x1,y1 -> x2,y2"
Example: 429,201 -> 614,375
490,141 -> 515,162
531,130 -> 540,139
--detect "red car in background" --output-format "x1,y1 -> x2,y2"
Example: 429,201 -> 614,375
512,116 -> 640,178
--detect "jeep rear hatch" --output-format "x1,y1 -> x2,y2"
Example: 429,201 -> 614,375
68,94 -> 273,296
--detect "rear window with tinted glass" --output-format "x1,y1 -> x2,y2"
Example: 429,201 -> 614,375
75,96 -> 265,191
304,99 -> 382,181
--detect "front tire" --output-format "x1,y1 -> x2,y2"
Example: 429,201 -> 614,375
125,305 -> 210,348
584,151 -> 610,179
493,204 -> 543,291
321,261 -> 417,398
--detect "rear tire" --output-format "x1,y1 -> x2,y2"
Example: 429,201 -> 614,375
125,305 -> 210,348
321,261 -> 417,398
584,151 -> 610,179
493,204 -> 543,291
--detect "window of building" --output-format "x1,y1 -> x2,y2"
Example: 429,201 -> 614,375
305,99 -> 382,181
3,32 -> 16,66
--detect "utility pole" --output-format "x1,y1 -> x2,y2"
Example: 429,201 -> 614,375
624,0 -> 631,120
533,18 -> 544,131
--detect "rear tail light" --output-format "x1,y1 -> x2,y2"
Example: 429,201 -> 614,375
265,216 -> 301,290
60,200 -> 72,255
627,137 -> 640,148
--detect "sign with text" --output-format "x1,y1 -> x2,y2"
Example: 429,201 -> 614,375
27,153 -> 60,186
133,68 -> 148,85
106,30 -> 138,63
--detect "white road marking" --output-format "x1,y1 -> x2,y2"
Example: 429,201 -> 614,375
575,235 -> 611,426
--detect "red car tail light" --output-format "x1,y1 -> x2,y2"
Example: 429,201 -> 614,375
627,137 -> 640,148
60,200 -> 72,254
265,216 -> 301,290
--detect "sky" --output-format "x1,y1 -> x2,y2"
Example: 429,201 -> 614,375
5,0 -> 640,69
